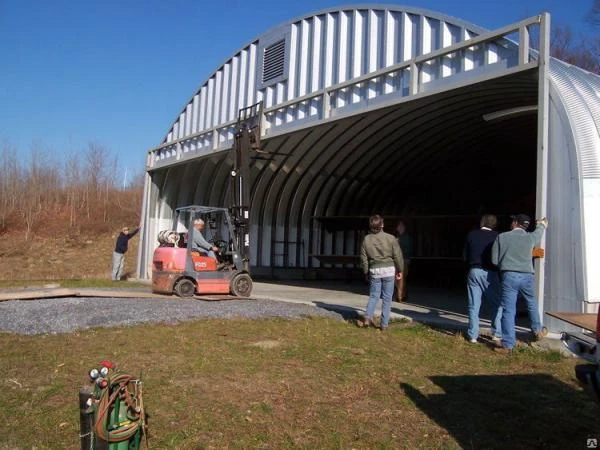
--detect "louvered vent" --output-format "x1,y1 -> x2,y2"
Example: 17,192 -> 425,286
262,39 -> 286,83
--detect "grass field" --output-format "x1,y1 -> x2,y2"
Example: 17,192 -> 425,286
0,316 -> 597,449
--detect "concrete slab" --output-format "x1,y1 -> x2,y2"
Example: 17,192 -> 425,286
0,279 -> 571,354
250,280 -> 570,353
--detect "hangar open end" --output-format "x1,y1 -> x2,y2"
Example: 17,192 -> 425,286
138,5 -> 600,333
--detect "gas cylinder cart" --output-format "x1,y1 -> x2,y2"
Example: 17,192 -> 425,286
79,360 -> 147,450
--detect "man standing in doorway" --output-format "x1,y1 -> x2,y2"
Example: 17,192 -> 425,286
491,214 -> 548,353
359,215 -> 404,331
112,226 -> 140,281
393,219 -> 413,302
463,214 -> 502,343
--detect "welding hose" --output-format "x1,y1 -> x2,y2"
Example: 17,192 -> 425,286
94,374 -> 142,443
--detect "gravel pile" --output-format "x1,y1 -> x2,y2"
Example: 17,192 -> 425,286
0,297 -> 345,335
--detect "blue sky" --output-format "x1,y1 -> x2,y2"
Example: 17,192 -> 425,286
0,0 -> 594,180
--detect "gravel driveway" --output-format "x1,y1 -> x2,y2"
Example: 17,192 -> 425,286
0,297 -> 345,335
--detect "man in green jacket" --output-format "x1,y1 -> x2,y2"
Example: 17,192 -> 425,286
491,214 -> 548,352
359,215 -> 404,331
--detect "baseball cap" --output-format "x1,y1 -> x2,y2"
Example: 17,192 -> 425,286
510,214 -> 531,228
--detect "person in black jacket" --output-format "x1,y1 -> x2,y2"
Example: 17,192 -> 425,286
112,226 -> 140,281
463,214 -> 502,343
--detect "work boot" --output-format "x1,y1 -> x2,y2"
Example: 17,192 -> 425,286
357,317 -> 373,328
532,326 -> 548,341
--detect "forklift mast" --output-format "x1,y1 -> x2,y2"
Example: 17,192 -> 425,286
230,102 -> 263,272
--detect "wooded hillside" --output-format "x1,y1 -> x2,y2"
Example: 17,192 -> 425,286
0,142 -> 143,280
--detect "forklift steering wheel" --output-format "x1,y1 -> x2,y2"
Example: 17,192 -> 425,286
213,239 -> 228,254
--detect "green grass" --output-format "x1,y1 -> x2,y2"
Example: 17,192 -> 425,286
0,318 -> 597,449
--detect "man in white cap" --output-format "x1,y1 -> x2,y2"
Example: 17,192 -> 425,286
491,214 -> 548,353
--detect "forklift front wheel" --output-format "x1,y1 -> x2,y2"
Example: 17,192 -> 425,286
230,273 -> 253,297
174,278 -> 196,298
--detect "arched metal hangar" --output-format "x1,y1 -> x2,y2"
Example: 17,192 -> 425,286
138,4 -> 600,332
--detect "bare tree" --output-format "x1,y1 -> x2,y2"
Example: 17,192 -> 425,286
64,153 -> 83,228
587,0 -> 600,26
0,141 -> 20,230
21,143 -> 46,240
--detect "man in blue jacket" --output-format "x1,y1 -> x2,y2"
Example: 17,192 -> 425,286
491,214 -> 548,352
112,226 -> 140,281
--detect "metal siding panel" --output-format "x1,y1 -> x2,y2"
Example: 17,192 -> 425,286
352,10 -> 364,104
352,10 -> 363,79
298,19 -> 310,98
229,56 -> 239,122
583,180 -> 600,301
311,15 -> 322,93
220,62 -> 230,124
383,10 -> 396,94
191,94 -> 199,134
545,96 -> 586,322
384,10 -> 395,67
287,23 -> 298,101
324,13 -> 335,87
213,69 -> 222,127
185,104 -> 192,137
337,11 -> 349,84
198,86 -> 207,133
550,61 -> 600,178
441,22 -> 454,78
402,12 -> 414,61
247,43 -> 257,106
205,78 -> 214,131
238,49 -> 248,113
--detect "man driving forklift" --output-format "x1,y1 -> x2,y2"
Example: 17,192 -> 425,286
191,218 -> 220,260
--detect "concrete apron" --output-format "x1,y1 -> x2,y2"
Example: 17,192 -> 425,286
252,280 -> 566,352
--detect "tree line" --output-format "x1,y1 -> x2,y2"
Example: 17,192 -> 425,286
549,0 -> 600,74
0,140 -> 144,240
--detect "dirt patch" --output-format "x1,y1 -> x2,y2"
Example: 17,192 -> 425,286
0,231 -> 139,280
250,340 -> 281,349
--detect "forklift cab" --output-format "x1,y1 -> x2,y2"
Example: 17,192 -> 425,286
152,206 -> 252,297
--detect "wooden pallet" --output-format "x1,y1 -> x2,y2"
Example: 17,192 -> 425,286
546,311 -> 597,333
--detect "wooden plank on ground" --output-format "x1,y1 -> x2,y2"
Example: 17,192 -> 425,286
546,311 -> 597,333
0,288 -> 78,301
194,295 -> 252,301
75,289 -> 170,299
0,288 -> 171,301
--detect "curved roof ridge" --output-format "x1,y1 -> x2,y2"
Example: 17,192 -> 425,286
161,4 -> 489,145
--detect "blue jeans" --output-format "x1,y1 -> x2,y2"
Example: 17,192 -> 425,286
500,271 -> 543,349
467,268 -> 502,340
366,276 -> 395,328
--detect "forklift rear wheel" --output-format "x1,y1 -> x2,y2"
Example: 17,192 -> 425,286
230,273 -> 253,297
174,278 -> 196,297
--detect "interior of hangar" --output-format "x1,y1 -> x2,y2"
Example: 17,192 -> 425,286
145,70 -> 540,282
139,5 -> 600,330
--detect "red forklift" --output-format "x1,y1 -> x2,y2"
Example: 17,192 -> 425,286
151,103 -> 261,298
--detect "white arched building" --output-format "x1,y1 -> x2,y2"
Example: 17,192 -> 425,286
139,4 -> 600,332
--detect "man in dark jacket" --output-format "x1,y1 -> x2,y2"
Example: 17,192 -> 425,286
112,226 -> 140,281
463,214 -> 502,343
359,215 -> 404,331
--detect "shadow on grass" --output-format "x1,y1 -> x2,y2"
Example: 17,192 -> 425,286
314,301 -> 364,321
402,374 -> 599,449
